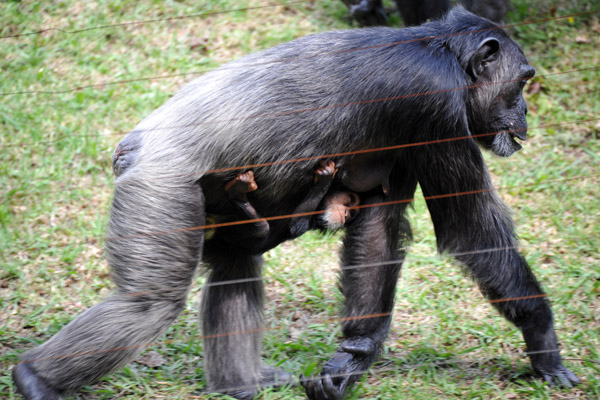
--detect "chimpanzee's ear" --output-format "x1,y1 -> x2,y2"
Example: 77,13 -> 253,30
468,38 -> 500,81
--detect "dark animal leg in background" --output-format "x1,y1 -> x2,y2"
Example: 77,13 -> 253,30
347,0 -> 388,26
224,170 -> 270,238
289,160 -> 338,237
462,0 -> 509,24
371,0 -> 508,27
394,0 -> 449,26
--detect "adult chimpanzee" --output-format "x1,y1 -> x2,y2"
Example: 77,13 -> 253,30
12,7 -> 579,400
342,0 -> 508,26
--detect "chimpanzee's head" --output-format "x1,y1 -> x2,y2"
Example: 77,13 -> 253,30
463,31 -> 535,157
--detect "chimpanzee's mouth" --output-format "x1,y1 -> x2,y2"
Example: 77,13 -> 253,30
508,129 -> 526,146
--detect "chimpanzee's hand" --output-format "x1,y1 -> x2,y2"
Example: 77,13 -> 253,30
301,337 -> 377,400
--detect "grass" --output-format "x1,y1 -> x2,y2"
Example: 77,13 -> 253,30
1,0 -> 598,399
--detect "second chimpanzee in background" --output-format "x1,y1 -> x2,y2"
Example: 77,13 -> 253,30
13,7 -> 580,400
342,0 -> 509,26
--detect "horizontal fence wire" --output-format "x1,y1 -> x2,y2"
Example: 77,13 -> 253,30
20,288 -> 589,376
1,4 -> 597,40
1,10 -> 598,96
1,71 -> 598,151
13,167 -> 597,363
0,0 -> 313,39
5,158 -> 595,292
174,353 -> 599,397
4,164 -> 597,269
102,152 -> 600,243
21,329 -> 593,397
18,302 -> 571,364
11,171 -> 598,363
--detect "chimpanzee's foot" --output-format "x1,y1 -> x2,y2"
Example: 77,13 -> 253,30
225,170 -> 259,199
536,364 -> 580,388
301,337 -> 378,400
524,326 -> 580,388
529,351 -> 580,388
321,192 -> 360,230
12,362 -> 62,400
224,170 -> 269,237
259,364 -> 296,388
314,160 -> 337,185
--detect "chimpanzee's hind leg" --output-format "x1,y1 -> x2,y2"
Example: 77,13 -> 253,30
201,249 -> 293,399
12,170 -> 205,399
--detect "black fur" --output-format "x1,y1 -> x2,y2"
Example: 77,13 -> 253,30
341,0 -> 508,26
13,8 -> 578,400
395,0 -> 450,26
341,0 -> 389,26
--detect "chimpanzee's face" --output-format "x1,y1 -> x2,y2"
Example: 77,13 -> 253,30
468,37 -> 535,157
485,63 -> 535,157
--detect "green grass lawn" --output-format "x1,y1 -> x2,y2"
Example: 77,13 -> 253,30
1,0 -> 598,399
